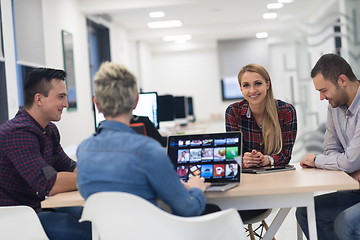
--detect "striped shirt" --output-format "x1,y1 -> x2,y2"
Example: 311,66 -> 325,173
225,99 -> 297,165
0,109 -> 76,209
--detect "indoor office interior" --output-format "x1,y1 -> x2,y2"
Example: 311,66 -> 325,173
0,0 -> 359,239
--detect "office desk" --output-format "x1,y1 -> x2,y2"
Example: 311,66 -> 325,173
42,190 -> 84,208
41,165 -> 359,240
206,165 -> 359,240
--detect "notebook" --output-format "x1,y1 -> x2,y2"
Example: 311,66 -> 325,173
167,131 -> 242,192
242,164 -> 295,174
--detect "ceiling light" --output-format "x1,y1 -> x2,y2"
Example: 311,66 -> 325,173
277,0 -> 294,3
256,32 -> 268,39
174,39 -> 188,44
149,11 -> 165,18
267,3 -> 284,9
163,34 -> 192,42
263,12 -> 278,19
147,20 -> 182,29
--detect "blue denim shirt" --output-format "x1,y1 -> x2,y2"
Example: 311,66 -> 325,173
77,120 -> 206,216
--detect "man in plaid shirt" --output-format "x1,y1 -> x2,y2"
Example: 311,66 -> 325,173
0,68 -> 91,240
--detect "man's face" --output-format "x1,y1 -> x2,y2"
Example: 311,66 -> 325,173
313,73 -> 348,108
39,79 -> 69,122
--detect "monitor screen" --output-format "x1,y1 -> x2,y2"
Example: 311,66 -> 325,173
187,96 -> 195,122
173,96 -> 188,126
158,94 -> 175,122
93,92 -> 159,129
221,76 -> 243,101
187,97 -> 193,115
174,96 -> 188,119
167,132 -> 242,183
94,105 -> 105,129
133,92 -> 159,129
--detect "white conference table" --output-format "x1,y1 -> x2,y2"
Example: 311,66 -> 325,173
42,164 -> 359,240
206,164 -> 359,240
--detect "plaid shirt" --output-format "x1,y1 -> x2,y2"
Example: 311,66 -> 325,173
0,109 -> 76,209
225,99 -> 297,165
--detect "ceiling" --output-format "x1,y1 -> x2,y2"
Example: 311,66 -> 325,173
79,0 -> 336,49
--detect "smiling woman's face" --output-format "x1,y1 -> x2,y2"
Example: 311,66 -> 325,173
239,71 -> 269,106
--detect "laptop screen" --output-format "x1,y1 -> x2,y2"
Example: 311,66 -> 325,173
167,132 -> 242,183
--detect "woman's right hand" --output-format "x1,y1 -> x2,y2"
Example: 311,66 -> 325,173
242,150 -> 264,168
182,176 -> 211,192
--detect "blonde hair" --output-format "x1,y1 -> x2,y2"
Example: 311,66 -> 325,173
94,62 -> 138,117
238,64 -> 282,154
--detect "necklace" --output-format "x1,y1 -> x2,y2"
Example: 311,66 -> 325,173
257,122 -> 262,129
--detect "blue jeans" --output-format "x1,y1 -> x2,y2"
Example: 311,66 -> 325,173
334,202 -> 360,240
37,206 -> 91,240
296,191 -> 360,240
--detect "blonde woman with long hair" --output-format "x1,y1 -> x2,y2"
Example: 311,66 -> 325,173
225,64 -> 297,169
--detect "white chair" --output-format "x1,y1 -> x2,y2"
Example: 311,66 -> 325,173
80,191 -> 247,240
0,205 -> 49,240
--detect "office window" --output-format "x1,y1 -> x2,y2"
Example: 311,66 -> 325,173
0,61 -> 8,124
0,3 -> 8,124
87,18 -> 111,130
13,0 -> 45,66
13,0 -> 45,107
0,2 -> 3,60
87,18 -> 111,94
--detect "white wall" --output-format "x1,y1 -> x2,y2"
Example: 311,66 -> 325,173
109,23 -> 134,69
41,0 -> 136,149
42,0 -> 94,148
217,38 -> 270,76
150,47 -> 229,122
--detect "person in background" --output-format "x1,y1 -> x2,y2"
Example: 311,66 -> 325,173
225,63 -> 297,221
0,68 -> 91,240
77,62 -> 212,217
296,53 -> 360,240
225,63 -> 297,168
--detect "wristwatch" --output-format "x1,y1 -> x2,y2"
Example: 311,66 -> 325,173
268,155 -> 274,165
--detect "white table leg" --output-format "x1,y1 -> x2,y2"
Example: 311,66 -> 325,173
262,208 -> 291,240
297,222 -> 304,240
92,223 -> 99,240
307,204 -> 318,240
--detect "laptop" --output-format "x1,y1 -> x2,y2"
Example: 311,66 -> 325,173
242,164 -> 295,174
167,131 -> 242,192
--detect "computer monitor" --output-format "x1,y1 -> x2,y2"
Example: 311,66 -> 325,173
158,94 -> 175,122
174,96 -> 188,126
94,104 -> 105,129
133,92 -> 159,129
187,96 -> 195,122
221,76 -> 243,101
93,92 -> 159,129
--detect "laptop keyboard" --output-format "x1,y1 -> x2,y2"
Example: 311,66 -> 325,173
210,182 -> 227,186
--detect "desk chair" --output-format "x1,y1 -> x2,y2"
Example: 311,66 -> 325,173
243,209 -> 275,240
130,122 -> 147,135
0,205 -> 49,240
80,192 -> 247,240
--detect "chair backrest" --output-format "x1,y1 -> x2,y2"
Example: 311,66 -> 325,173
80,192 -> 246,240
0,205 -> 49,240
130,122 -> 147,135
